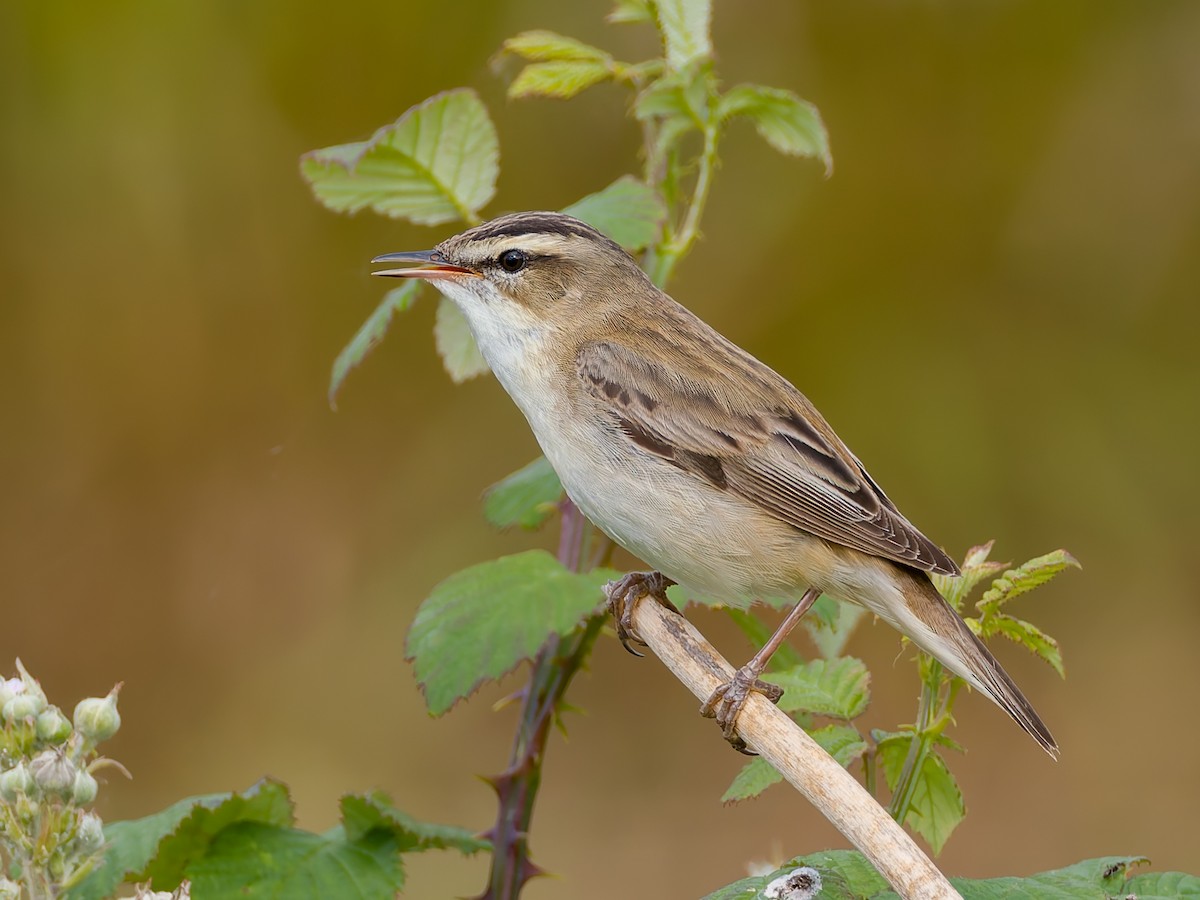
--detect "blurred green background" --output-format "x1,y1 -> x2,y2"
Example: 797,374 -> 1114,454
2,1 -> 1198,896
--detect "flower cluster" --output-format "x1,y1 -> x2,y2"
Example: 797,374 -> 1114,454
0,659 -> 125,897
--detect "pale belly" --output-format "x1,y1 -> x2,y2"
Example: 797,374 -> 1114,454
536,412 -> 831,608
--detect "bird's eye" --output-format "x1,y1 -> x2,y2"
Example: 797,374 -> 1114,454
498,249 -> 527,273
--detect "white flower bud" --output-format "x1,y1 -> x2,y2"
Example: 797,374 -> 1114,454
0,678 -> 23,707
2,691 -> 45,723
30,749 -> 76,799
0,762 -> 35,801
0,876 -> 21,900
76,811 -> 105,852
36,706 -> 73,745
73,687 -> 121,743
72,769 -> 99,805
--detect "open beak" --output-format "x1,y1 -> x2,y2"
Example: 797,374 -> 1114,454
371,250 -> 477,280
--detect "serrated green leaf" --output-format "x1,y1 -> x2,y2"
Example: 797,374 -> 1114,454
483,456 -> 563,530
709,852 -> 1183,900
771,657 -> 870,719
873,729 -> 914,791
608,0 -> 653,25
717,84 -> 831,174
1125,868 -> 1200,898
701,852 -> 872,900
722,725 -> 866,805
977,549 -> 1081,615
803,598 -> 867,660
904,751 -> 964,854
67,780 -> 294,900
811,724 -> 869,767
434,295 -> 488,382
988,614 -> 1065,677
502,30 -> 611,63
142,780 -> 296,888
721,756 -> 783,805
940,856 -> 1154,900
655,0 -> 712,70
187,821 -> 402,899
562,176 -> 667,251
634,68 -> 707,123
340,792 -> 488,855
406,551 -> 618,715
301,89 -> 498,226
875,738 -> 963,855
509,60 -> 613,100
329,282 -> 421,408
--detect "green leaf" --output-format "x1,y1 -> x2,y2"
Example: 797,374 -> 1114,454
988,614 -> 1065,677
339,792 -> 489,855
976,549 -> 1081,616
406,551 -> 619,715
502,30 -> 611,63
67,780 -> 294,900
608,0 -> 653,25
771,657 -> 870,720
562,176 -> 667,251
810,724 -> 869,768
654,0 -> 712,70
721,757 -> 783,805
705,853 -> 1194,900
931,540 -> 1008,612
724,723 -> 868,804
803,598 -> 867,660
1125,868 -> 1200,898
875,735 -> 964,855
483,456 -> 563,530
903,751 -> 964,854
717,84 -> 832,174
434,295 -> 488,382
873,729 -> 914,790
301,89 -> 498,226
702,850 -> 889,900
329,283 -> 421,408
941,856 -> 1154,900
634,68 -> 708,124
509,61 -> 613,100
187,821 -> 403,899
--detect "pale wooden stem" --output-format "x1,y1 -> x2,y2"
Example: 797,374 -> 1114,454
628,597 -> 963,900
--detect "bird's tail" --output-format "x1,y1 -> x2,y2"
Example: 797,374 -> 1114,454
895,571 -> 1059,758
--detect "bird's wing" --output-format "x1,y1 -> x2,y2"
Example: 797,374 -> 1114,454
576,339 -> 959,576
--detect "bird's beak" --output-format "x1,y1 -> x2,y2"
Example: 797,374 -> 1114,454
370,250 -> 478,280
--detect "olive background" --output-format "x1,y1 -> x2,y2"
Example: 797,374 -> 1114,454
2,1 -> 1198,897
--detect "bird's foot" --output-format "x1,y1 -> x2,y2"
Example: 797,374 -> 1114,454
700,665 -> 784,754
603,571 -> 678,657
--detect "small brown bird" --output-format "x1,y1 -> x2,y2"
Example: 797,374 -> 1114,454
373,211 -> 1057,757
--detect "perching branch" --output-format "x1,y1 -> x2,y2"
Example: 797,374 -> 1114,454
624,594 -> 963,900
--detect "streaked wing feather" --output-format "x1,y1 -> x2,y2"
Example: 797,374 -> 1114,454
577,340 -> 958,576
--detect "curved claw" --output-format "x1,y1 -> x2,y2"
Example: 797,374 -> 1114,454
700,665 -> 784,754
603,571 -> 678,656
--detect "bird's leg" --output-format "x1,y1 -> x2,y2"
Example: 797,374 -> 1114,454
701,587 -> 821,753
603,571 -> 679,657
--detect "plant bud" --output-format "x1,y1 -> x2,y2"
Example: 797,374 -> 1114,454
2,691 -> 45,723
36,706 -> 73,745
14,659 -> 48,707
73,688 -> 121,743
72,769 -> 99,805
30,749 -> 76,799
0,677 -> 23,708
0,762 -> 35,801
76,811 -> 105,852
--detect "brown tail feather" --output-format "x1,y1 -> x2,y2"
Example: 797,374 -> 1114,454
900,573 -> 1059,758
